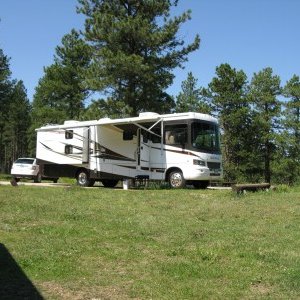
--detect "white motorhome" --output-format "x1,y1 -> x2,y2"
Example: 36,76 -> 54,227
36,112 -> 222,188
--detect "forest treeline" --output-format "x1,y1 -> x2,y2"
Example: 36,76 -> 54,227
0,0 -> 299,184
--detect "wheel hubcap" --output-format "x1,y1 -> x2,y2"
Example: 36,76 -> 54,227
78,172 -> 87,185
170,173 -> 183,187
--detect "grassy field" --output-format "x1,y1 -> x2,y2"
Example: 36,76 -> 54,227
0,184 -> 300,299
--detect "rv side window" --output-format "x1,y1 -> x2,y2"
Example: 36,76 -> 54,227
164,124 -> 187,145
142,130 -> 148,143
65,130 -> 73,139
150,128 -> 161,143
123,131 -> 134,141
65,145 -> 73,154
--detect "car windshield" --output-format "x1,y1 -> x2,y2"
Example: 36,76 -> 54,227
191,122 -> 220,154
15,158 -> 34,164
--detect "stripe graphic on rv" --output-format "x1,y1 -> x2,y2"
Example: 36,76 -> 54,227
94,144 -> 135,161
93,154 -> 136,161
115,165 -> 136,170
39,142 -> 82,161
151,146 -> 202,159
113,165 -> 165,173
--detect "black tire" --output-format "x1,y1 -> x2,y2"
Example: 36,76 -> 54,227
193,180 -> 209,189
14,177 -> 20,183
34,173 -> 42,183
53,178 -> 59,183
11,178 -> 19,186
168,170 -> 186,189
76,169 -> 95,187
101,179 -> 119,188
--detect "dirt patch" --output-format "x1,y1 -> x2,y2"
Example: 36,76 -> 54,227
39,281 -> 135,300
250,281 -> 272,297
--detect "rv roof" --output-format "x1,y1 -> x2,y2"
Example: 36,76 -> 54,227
36,112 -> 217,131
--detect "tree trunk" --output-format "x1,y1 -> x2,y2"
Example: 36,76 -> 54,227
265,139 -> 271,183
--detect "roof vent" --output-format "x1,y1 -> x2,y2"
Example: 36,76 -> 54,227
139,112 -> 160,118
64,120 -> 80,125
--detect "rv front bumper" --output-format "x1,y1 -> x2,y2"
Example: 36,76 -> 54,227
183,167 -> 222,181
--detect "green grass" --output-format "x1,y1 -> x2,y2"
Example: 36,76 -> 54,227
1,185 -> 300,299
0,173 -> 12,181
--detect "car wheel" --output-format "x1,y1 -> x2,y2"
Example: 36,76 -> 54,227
34,173 -> 42,183
169,170 -> 186,188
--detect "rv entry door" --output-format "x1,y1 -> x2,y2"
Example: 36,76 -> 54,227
137,129 -> 150,171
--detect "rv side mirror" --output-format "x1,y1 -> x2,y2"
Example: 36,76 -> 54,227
123,131 -> 133,141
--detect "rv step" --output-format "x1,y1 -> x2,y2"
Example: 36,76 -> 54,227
135,175 -> 150,180
134,175 -> 149,188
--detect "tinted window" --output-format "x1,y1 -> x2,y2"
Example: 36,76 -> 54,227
65,130 -> 74,139
165,124 -> 187,145
65,145 -> 73,154
15,158 -> 34,164
191,122 -> 220,154
150,127 -> 161,143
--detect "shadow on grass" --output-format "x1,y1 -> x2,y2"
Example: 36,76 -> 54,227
0,243 -> 43,299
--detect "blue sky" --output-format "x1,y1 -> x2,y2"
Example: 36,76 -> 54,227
0,0 -> 299,102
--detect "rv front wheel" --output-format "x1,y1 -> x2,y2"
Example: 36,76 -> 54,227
169,170 -> 186,189
76,169 -> 95,187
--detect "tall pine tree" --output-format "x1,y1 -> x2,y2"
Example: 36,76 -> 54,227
276,74 -> 300,183
30,30 -> 91,154
3,81 -> 31,171
249,67 -> 281,183
0,49 -> 11,172
207,63 -> 250,182
32,29 -> 91,124
0,50 -> 30,172
78,0 -> 200,116
283,75 -> 300,149
175,72 -> 211,113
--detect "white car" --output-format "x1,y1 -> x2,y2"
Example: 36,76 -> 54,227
11,158 -> 42,183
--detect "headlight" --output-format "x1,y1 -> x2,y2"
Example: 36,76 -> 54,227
193,159 -> 206,166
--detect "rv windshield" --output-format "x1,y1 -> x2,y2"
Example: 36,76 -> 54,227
191,122 -> 220,154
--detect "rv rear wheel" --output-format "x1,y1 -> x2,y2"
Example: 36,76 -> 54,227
101,179 -> 119,188
76,169 -> 95,187
169,170 -> 186,189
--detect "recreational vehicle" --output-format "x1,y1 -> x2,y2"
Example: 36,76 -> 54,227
36,112 -> 222,188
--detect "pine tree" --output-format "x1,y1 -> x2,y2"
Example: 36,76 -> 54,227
283,75 -> 300,148
0,50 -> 13,172
277,74 -> 300,183
78,0 -> 200,116
3,81 -> 31,171
249,67 -> 281,183
30,30 -> 91,154
207,63 -> 250,182
175,72 -> 211,113
32,29 -> 91,123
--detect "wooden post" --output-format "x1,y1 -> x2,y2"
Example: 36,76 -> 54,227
232,183 -> 271,194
